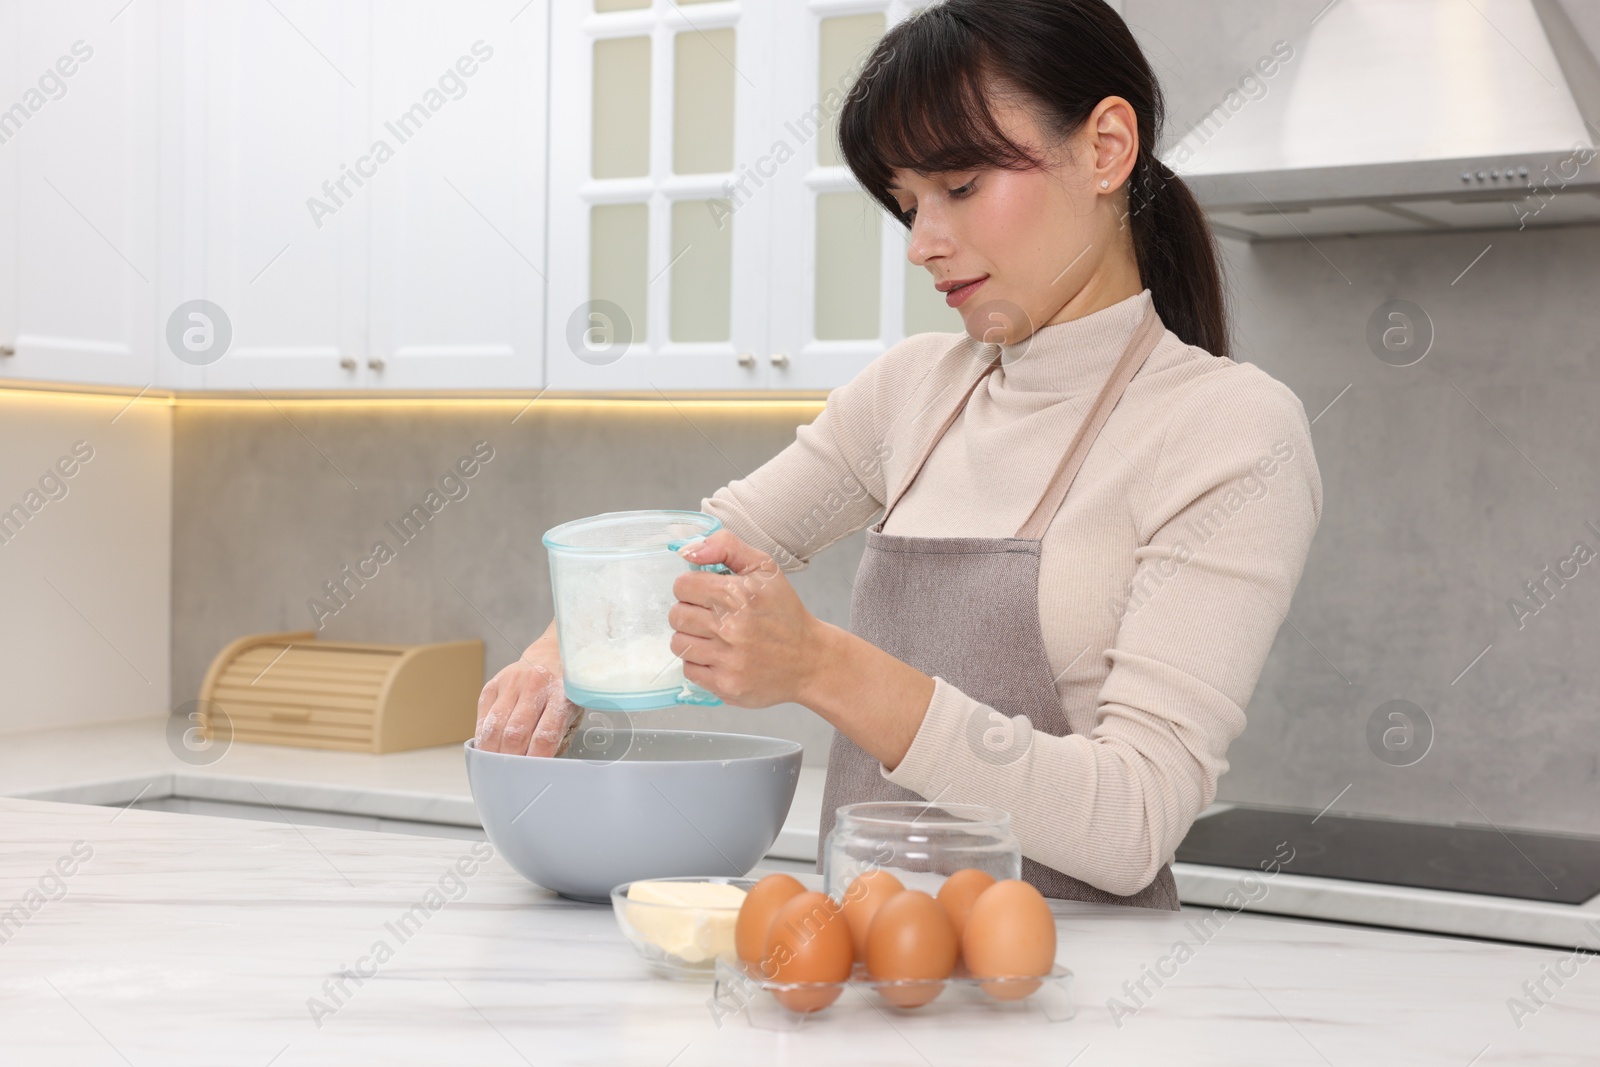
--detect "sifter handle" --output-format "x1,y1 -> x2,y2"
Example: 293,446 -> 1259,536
666,535 -> 731,575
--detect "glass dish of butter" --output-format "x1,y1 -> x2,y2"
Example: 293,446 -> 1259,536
610,876 -> 756,980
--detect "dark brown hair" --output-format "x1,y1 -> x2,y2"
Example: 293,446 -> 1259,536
837,0 -> 1231,360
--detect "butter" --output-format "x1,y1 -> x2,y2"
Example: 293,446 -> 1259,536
625,880 -> 748,963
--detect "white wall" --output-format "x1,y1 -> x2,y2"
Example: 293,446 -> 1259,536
0,390 -> 171,733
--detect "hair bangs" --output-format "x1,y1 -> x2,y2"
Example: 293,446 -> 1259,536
839,21 -> 1044,226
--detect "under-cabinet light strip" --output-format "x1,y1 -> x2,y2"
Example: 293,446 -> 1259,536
0,385 -> 826,413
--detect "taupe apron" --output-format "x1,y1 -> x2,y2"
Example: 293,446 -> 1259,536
816,301 -> 1181,911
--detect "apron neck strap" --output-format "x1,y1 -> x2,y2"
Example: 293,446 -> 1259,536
873,343 -> 1004,533
1015,301 -> 1164,540
874,300 -> 1166,538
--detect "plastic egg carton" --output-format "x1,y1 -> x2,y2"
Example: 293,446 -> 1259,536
711,957 -> 1076,1031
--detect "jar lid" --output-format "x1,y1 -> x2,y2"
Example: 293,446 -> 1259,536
834,801 -> 1012,831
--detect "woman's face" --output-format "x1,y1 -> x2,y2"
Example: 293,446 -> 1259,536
888,93 -> 1141,345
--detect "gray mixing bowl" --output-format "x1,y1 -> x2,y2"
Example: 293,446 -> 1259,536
464,728 -> 803,903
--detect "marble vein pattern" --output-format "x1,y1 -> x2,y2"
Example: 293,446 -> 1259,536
2,797 -> 1597,1065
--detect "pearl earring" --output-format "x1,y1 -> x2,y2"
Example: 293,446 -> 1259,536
1100,180 -> 1110,189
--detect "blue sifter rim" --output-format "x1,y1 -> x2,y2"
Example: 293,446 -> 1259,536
542,509 -> 723,555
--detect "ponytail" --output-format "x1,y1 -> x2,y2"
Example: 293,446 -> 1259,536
1126,151 -> 1231,360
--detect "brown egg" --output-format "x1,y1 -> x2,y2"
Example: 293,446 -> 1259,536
864,889 -> 958,1008
936,868 -> 996,948
764,891 -> 855,1012
839,868 -> 905,960
735,873 -> 805,965
961,879 -> 1057,1000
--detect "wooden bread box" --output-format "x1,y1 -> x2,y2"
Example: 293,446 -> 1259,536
198,631 -> 485,753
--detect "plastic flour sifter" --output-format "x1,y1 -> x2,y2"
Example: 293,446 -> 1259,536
541,509 -> 732,711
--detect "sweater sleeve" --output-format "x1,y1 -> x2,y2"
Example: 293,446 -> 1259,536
880,367 -> 1324,896
699,333 -> 957,572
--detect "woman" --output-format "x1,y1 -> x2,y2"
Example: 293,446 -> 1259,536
476,0 -> 1322,910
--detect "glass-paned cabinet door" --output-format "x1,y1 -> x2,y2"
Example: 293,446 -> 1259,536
548,0 -> 776,391
765,1 -> 963,392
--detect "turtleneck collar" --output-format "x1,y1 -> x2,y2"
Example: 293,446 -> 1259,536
992,288 -> 1156,395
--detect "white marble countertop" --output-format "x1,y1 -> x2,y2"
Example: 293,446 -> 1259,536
5,715 -> 1598,951
3,795 -> 1594,1065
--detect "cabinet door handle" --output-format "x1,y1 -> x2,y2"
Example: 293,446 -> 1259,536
737,352 -> 756,368
769,352 -> 789,368
339,356 -> 357,371
0,344 -> 15,357
367,358 -> 386,371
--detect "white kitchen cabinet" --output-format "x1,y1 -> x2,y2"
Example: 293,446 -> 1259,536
0,1 -> 14,378
546,0 -> 780,392
546,0 -> 962,394
177,0 -> 547,392
0,1 -> 162,390
765,1 -> 965,392
1,0 -> 959,396
172,0 -> 371,392
363,2 -> 547,391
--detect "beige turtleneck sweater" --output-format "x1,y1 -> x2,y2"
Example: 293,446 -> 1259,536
700,288 -> 1323,897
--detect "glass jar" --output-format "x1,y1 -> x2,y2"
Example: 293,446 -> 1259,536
822,801 -> 1021,900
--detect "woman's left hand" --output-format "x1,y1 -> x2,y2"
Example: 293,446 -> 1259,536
669,530 -> 826,708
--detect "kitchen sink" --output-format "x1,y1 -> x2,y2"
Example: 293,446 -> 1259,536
21,773 -> 486,843
121,793 -> 487,841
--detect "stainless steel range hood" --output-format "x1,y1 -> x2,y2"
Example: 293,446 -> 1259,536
1156,0 -> 1600,240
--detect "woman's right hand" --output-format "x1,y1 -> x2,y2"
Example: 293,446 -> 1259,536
475,621 -> 584,757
